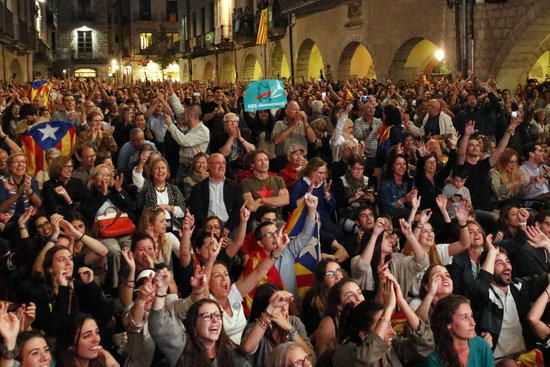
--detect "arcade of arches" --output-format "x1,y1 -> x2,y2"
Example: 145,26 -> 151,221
185,1 -> 548,87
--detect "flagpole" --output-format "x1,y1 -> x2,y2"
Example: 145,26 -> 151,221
263,42 -> 267,79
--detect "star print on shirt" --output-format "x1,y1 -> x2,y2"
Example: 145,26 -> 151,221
256,185 -> 274,198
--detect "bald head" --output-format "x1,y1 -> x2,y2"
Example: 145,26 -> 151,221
285,101 -> 301,121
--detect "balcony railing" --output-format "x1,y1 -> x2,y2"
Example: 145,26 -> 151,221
17,20 -> 37,50
0,5 -> 4,33
5,8 -> 14,38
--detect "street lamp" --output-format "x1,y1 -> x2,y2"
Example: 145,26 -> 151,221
435,49 -> 445,62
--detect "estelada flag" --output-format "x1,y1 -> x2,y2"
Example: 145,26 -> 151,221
28,80 -> 52,107
256,7 -> 268,45
283,201 -> 321,301
21,120 -> 76,175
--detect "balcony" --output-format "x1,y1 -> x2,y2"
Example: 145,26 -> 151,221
46,5 -> 58,29
0,5 -> 4,33
279,0 -> 344,15
4,8 -> 14,38
17,20 -> 37,51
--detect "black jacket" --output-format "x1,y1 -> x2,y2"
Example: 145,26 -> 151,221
188,177 -> 243,231
448,251 -> 478,299
42,177 -> 88,220
81,187 -> 136,227
471,269 -> 548,351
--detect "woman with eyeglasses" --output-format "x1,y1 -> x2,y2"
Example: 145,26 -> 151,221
134,157 -> 186,234
75,111 -> 118,158
0,152 -> 41,235
301,259 -> 345,335
241,284 -> 314,367
149,266 -> 250,367
42,155 -> 88,220
82,164 -> 136,291
489,148 -> 529,206
269,342 -> 313,367
290,158 -> 349,264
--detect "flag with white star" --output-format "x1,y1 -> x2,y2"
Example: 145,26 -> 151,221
21,120 -> 76,175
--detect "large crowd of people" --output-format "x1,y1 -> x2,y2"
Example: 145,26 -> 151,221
0,73 -> 548,367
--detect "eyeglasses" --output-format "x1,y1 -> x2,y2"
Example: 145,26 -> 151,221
206,224 -> 221,231
10,160 -> 26,165
261,231 -> 278,239
96,173 -> 112,178
36,221 -> 51,230
325,268 -> 343,278
198,312 -> 222,322
289,355 -> 313,367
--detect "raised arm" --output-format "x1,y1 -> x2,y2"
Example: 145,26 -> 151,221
488,116 -> 520,167
447,203 -> 471,256
527,277 -> 550,339
225,204 -> 250,258
457,120 -> 475,165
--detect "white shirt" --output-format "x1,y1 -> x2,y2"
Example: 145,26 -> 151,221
210,283 -> 246,345
208,178 -> 229,223
490,285 -> 526,359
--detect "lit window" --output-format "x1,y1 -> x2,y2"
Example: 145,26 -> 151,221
140,32 -> 152,50
77,31 -> 92,53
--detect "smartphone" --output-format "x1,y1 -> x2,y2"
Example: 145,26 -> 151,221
360,96 -> 370,103
321,92 -> 326,99
511,111 -> 518,118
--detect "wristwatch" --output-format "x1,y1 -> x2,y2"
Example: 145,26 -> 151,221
270,252 -> 281,262
287,326 -> 298,341
0,344 -> 17,360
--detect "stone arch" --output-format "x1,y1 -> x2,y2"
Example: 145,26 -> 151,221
220,57 -> 236,83
242,53 -> 263,81
296,38 -> 324,80
337,42 -> 376,81
529,51 -> 549,82
270,42 -> 290,79
9,58 -> 23,85
204,61 -> 214,81
388,37 -> 439,82
490,3 -> 550,89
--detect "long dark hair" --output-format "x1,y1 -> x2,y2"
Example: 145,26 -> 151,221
338,300 -> 384,345
384,153 -> 411,181
255,109 -> 276,142
306,260 -> 345,314
430,295 -> 471,367
326,277 -> 357,317
249,283 -> 281,322
370,233 -> 393,292
56,313 -> 103,367
179,299 -> 240,367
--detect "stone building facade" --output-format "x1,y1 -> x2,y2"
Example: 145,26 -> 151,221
181,0 -> 549,89
0,0 -> 39,84
54,0 -> 113,78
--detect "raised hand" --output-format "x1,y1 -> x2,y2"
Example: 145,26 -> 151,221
0,303 -> 20,346
50,213 -> 63,238
525,225 -> 550,250
517,208 -> 530,223
485,234 -> 497,254
427,273 -> 441,297
304,192 -> 319,210
383,279 -> 397,313
447,131 -> 460,149
399,218 -> 413,237
182,209 -> 195,232
266,290 -> 294,316
372,217 -> 386,237
455,202 -> 469,224
153,267 -> 171,291
137,275 -> 155,303
114,173 -> 124,192
190,265 -> 208,298
274,225 -> 290,256
207,232 -> 221,263
435,194 -> 447,209
121,247 -> 136,273
17,206 -> 35,227
411,192 -> 421,210
418,209 -> 432,225
464,120 -> 476,136
54,185 -> 69,198
240,203 -> 251,222
78,267 -> 95,284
